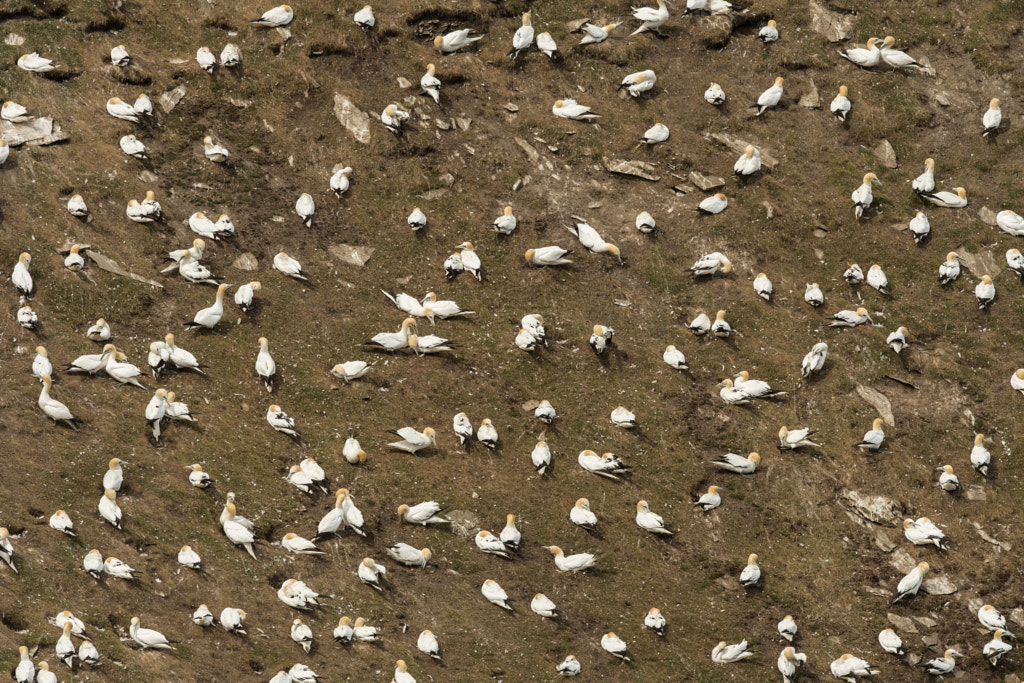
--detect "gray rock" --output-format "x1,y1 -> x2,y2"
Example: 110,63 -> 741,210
0,117 -> 70,147
689,171 -> 725,191
159,87 -> 186,113
874,139 -> 899,169
934,91 -> 952,106
447,510 -> 480,538
799,80 -> 821,109
1010,608 -> 1024,628
703,132 -> 779,168
922,575 -> 957,595
874,529 -> 896,552
397,76 -> 412,89
333,93 -> 371,145
978,206 -> 998,226
4,33 -> 25,46
973,521 -> 1011,551
914,616 -> 939,628
887,613 -> 918,633
856,384 -> 895,427
965,485 -> 987,502
515,137 -> 540,163
602,157 -> 660,181
455,117 -> 471,132
232,253 -> 259,271
328,244 -> 374,267
809,0 -> 856,42
958,249 -> 1001,279
840,489 -> 904,527
921,634 -> 939,646
890,547 -> 916,573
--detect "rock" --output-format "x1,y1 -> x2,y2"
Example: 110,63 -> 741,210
333,93 -> 372,145
762,201 -> 776,219
566,18 -> 589,32
512,175 -> 531,192
88,251 -> 163,289
921,634 -> 939,646
809,0 -> 856,42
967,598 -> 985,614
799,80 -> 821,109
418,188 -> 448,200
703,133 -> 779,168
973,522 -> 1011,551
521,400 -> 540,412
328,244 -> 374,267
447,510 -> 480,538
0,117 -> 70,147
874,139 -> 899,169
958,249 -> 1000,278
934,91 -> 952,106
436,119 -> 452,131
231,253 -> 259,271
965,485 -> 987,502
504,102 -> 519,113
5,33 -> 25,46
138,169 -> 159,183
856,384 -> 895,427
978,206 -> 998,226
1004,675 -> 1021,683
906,653 -> 921,666
873,529 -> 895,552
890,547 -> 916,573
887,613 -> 918,634
694,15 -> 733,49
159,87 -> 186,113
602,157 -> 660,182
1010,608 -> 1024,628
689,171 -> 725,191
455,117 -> 471,132
715,575 -> 741,591
397,76 -> 412,89
226,97 -> 251,109
922,575 -> 957,595
515,137 -> 540,163
862,586 -> 892,597
840,489 -> 904,527
439,173 -> 455,188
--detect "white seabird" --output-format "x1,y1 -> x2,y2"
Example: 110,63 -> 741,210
274,252 -> 309,280
996,209 -> 1024,235
830,653 -> 879,680
251,5 -> 294,26
913,158 -> 935,193
878,628 -> 905,656
984,630 -> 1012,666
689,252 -> 731,277
892,561 -> 929,602
619,69 -> 657,97
537,31 -> 560,59
256,337 -> 276,392
203,136 -> 229,163
553,98 -> 599,121
920,649 -> 961,676
887,326 -> 909,354
919,187 -> 967,208
712,640 -> 754,663
354,5 -> 375,31
67,194 -> 89,217
909,211 -> 930,243
589,324 -> 615,353
130,617 -> 175,650
636,500 -> 673,535
801,342 -> 828,377
779,426 -> 820,450
936,464 -> 959,492
398,501 -> 450,525
546,545 -> 599,572
838,37 -> 880,67
388,426 -> 436,454
381,104 -> 410,135
267,405 -> 299,437
978,604 -> 1011,633
704,82 -> 726,105
508,12 -> 534,61
983,98 -> 1001,136
49,509 -> 75,536
903,517 -> 950,549
493,206 -> 517,234
611,406 -> 637,428
177,545 -> 201,569
295,193 -> 315,227
697,193 -> 728,215
184,283 -> 231,330
455,241 -> 482,280
971,433 -> 991,476
531,593 -> 559,618
712,451 -> 760,474
221,43 -> 241,66
642,123 -> 669,144
32,346 -> 53,380
39,374 -> 82,430
663,345 -> 688,370
602,633 -> 631,661
695,486 -> 721,511
570,498 -> 598,532
196,46 -> 216,73
753,273 -> 773,300
576,22 -> 620,46
855,418 -> 885,451
851,173 -> 881,219
12,252 -> 32,296
778,646 -> 807,682
827,307 -> 871,327
330,166 -> 352,197
630,0 -> 669,36
434,29 -> 483,54
975,274 -> 995,309
532,440 -> 551,474
739,553 -> 761,586
578,450 -> 630,479
420,65 -> 441,105
481,579 -> 512,610
282,532 -> 324,555
755,77 -> 784,116
759,20 -> 779,42
880,36 -> 924,69
778,616 -> 797,642
18,52 -> 57,72
831,85 -> 851,121
844,263 -> 864,283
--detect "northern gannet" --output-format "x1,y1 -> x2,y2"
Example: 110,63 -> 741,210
936,464 -> 959,492
778,615 -> 797,642
66,344 -> 114,374
218,607 -> 245,635
78,641 -> 100,666
286,465 -> 318,494
508,12 -> 534,61
354,5 -> 375,31
476,530 -> 513,559
755,77 -> 785,116
127,198 -> 154,222
880,36 -> 924,69
576,22 -> 620,46
62,244 -> 85,271
753,273 -> 773,301
611,406 -> 637,428
178,545 -> 201,568
477,418 -> 499,448
855,418 -> 885,451
274,252 -> 309,281
733,370 -> 785,399
886,326 -> 909,354
103,457 -> 126,491
434,29 -> 483,54
557,655 -> 581,676
733,146 -> 762,176
552,98 -> 599,121
686,0 -> 734,13
104,556 -> 140,580
330,166 -> 352,197
838,38 -> 880,67
67,195 -> 89,218
712,451 -> 760,474
695,485 -> 721,511
601,632 -> 631,660
358,557 -> 387,591
83,550 -> 103,578
697,193 -> 728,214
32,346 -> 53,380
14,646 -> 32,683
0,528 -> 16,572
978,604 -> 1011,633
634,211 -> 656,234
831,85 -> 851,121
453,412 -> 473,446
866,264 -> 889,294
288,663 -> 321,682
827,307 -> 871,327
844,263 -> 864,284
546,545 -> 599,572
522,314 -> 547,345
481,579 -> 512,610
532,440 -> 551,474
984,630 -> 1012,666
17,302 -> 39,330
196,46 -> 216,73
392,660 -> 415,683
421,65 -> 441,105
690,312 -> 711,335
2,100 -> 31,122
971,433 -> 991,476
913,158 -> 935,193
630,0 -> 669,36
908,211 -> 930,243
532,400 -> 557,424
18,52 -> 56,72
739,553 -> 761,586
129,617 -> 175,650
12,252 -> 32,296
578,450 -> 630,479
903,518 -> 949,549
386,543 -> 431,567
455,242 -> 482,279
106,349 -> 146,388
0,138 -> 7,165
570,498 -> 598,532
1008,248 -> 1024,279
1013,369 -> 1024,395
997,209 -> 1024,235
878,628 -> 905,656
352,617 -> 381,642
251,5 -> 294,26
49,510 -> 75,536
184,283 -> 230,330
333,617 -> 353,643
642,122 -> 669,144
39,374 -> 82,429
663,345 -> 688,370
500,514 -> 521,550
254,337 -> 276,392
231,281 -> 261,313
363,318 -> 417,351
35,663 -> 58,683
704,82 -> 726,105
387,426 -> 436,454
282,532 -> 324,554
162,333 -> 206,375
267,405 -> 299,437
759,20 -> 779,42
636,500 -> 673,535
314,490 -> 348,539
851,173 -> 880,219
590,325 -> 615,354
223,502 -> 257,558
295,193 -> 315,227
975,274 -> 995,309
567,221 -> 622,263
203,136 -> 229,163
537,32 -> 560,59
712,640 -> 754,663
983,98 -> 1001,136
619,69 -> 657,97
221,43 -> 240,66
134,94 -> 153,116
144,388 -> 167,440
801,342 -> 828,377
920,187 -> 967,208
98,489 -> 122,529
291,619 -> 313,652
107,97 -> 139,122
493,206 -> 517,234
689,252 -> 731,277
920,649 -> 961,675
51,611 -> 86,637
778,647 -> 807,682
381,104 -> 410,135
531,593 -> 559,618
779,426 -> 819,450
830,653 -> 879,680
892,561 -> 928,602
643,608 -> 667,636
516,327 -> 541,351
331,361 -> 371,383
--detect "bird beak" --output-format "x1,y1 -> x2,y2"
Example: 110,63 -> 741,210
872,177 -> 882,186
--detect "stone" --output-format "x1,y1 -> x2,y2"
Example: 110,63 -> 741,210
887,613 -> 918,633
515,137 -> 540,163
694,15 -> 733,49
762,201 -> 776,219
922,575 -> 957,595
436,119 -> 452,131
965,485 -> 986,502
921,634 -> 939,646
418,188 -> 448,200
138,170 -> 159,183
333,93 -> 371,145
840,489 -> 904,527
973,522 -> 1011,551
4,33 -> 25,46
396,76 -> 412,89
873,529 -> 895,552
715,575 -> 741,591
521,400 -> 540,412
439,173 -> 455,188
689,171 -> 726,191
890,547 -> 916,573
0,118 -> 70,147
602,157 -> 660,181
159,86 -> 186,113
703,133 -> 779,168
934,91 -> 952,106
328,244 -> 374,267
809,0 -> 856,42
799,80 -> 821,109
504,102 -> 519,113
447,510 -> 480,538
856,384 -> 895,427
874,139 -> 898,169
455,117 -> 471,131
1010,608 -> 1024,628
958,249 -> 1000,278
977,206 -> 998,226
231,253 -> 259,271
88,251 -> 163,289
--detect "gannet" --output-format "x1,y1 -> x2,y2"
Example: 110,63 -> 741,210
985,630 -> 1012,666
107,97 -> 139,122
65,344 -> 114,374
662,345 -> 688,371
553,98 -> 599,120
410,331 -> 454,355
358,557 -> 387,591
546,545 -> 598,572
35,663 -> 58,683
352,617 -> 381,642
434,29 -> 483,54
557,655 -> 581,676
779,426 -> 820,450
12,253 -> 32,296
733,370 -> 785,399
3,100 -> 31,122
759,19 -> 779,42
828,307 -> 871,327
733,144 -> 763,174
331,361 -> 371,384
133,93 -> 153,116
838,37 -> 880,67
18,52 -> 56,72
697,193 -> 728,215
84,550 -> 103,578
878,628 -> 905,656
704,82 -> 726,105
982,98 -> 1002,136
801,342 -> 828,377
903,518 -> 949,549
522,313 -> 547,345
978,604 -> 1011,633
103,457 -> 126,492
51,611 -> 87,638
1007,248 -> 1024,279
381,104 -> 409,135
481,579 -> 512,610
290,619 -> 313,652
920,187 -> 967,208
274,252 -> 309,280
456,242 -> 482,279
0,528 -> 16,572
886,326 -> 908,354
177,545 -> 201,569
330,166 -> 353,197
98,489 -> 123,529
60,245 -> 85,274
203,136 -> 229,163
712,640 -> 753,663
500,514 -> 522,550
636,500 -> 673,535
516,327 -> 541,351
392,660 -> 416,683
78,641 -> 100,666
566,220 -> 622,263
590,324 -> 615,353
66,194 -> 89,219
293,193 -> 315,227
363,318 -> 417,352
143,388 -> 168,440
739,553 -> 761,586
288,663 -> 321,682
354,4 -> 375,31
712,451 -> 760,474
17,302 -> 39,330
577,21 -> 620,46
32,346 -> 53,380
14,646 -> 32,683
214,607 -> 245,635
228,281 -> 261,313
755,77 -> 785,115
844,263 -> 864,284
852,173 -> 880,219
920,649 -> 961,676
130,617 -> 175,650
39,374 -> 81,429
619,69 -> 657,97
686,0 -> 735,12
0,138 -> 7,166
830,654 -> 879,680
215,43 -> 239,68
639,608 -> 667,636
161,334 -> 204,375
630,0 -> 669,36
196,46 -> 216,73
475,418 -> 498,448
223,501 -> 257,558
892,561 -> 929,602
831,85 -> 851,121
188,212 -> 216,235
476,530 -> 513,559
104,556 -> 141,580
689,252 -> 732,277
751,273 -> 773,301
183,283 -> 231,331
975,274 -> 995,309
314,490 -> 348,539
611,406 -> 637,428
879,36 -> 923,69
127,198 -> 154,222
49,510 -> 75,536
903,211 -> 931,245
251,337 -> 276,392
635,211 -> 656,234
252,5 -> 294,26
690,312 -> 711,335
936,464 -> 959,492
969,432 -> 991,476
911,159 -> 936,195
577,450 -> 630,479
106,350 -> 146,388
333,617 -> 354,643
396,501 -> 449,528
281,532 -> 324,555
695,485 -> 721,511
569,498 -> 599,532
509,12 -> 534,61
537,32 -> 560,59
493,206 -> 517,234
778,615 -> 797,642
1013,369 -> 1024,396
642,122 -> 669,144
266,405 -> 299,437
448,412 -> 472,446
778,647 -> 807,682
997,209 -> 1024,235
719,379 -> 753,404
201,213 -> 235,239
527,593 -> 559,618
286,465 -> 319,494
866,264 -> 890,294
423,292 -> 474,321
380,289 -> 424,317
530,400 -> 557,425
420,65 -> 441,105
338,489 -> 367,536
387,426 -> 436,454
532,440 -> 551,474
855,418 -> 885,451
